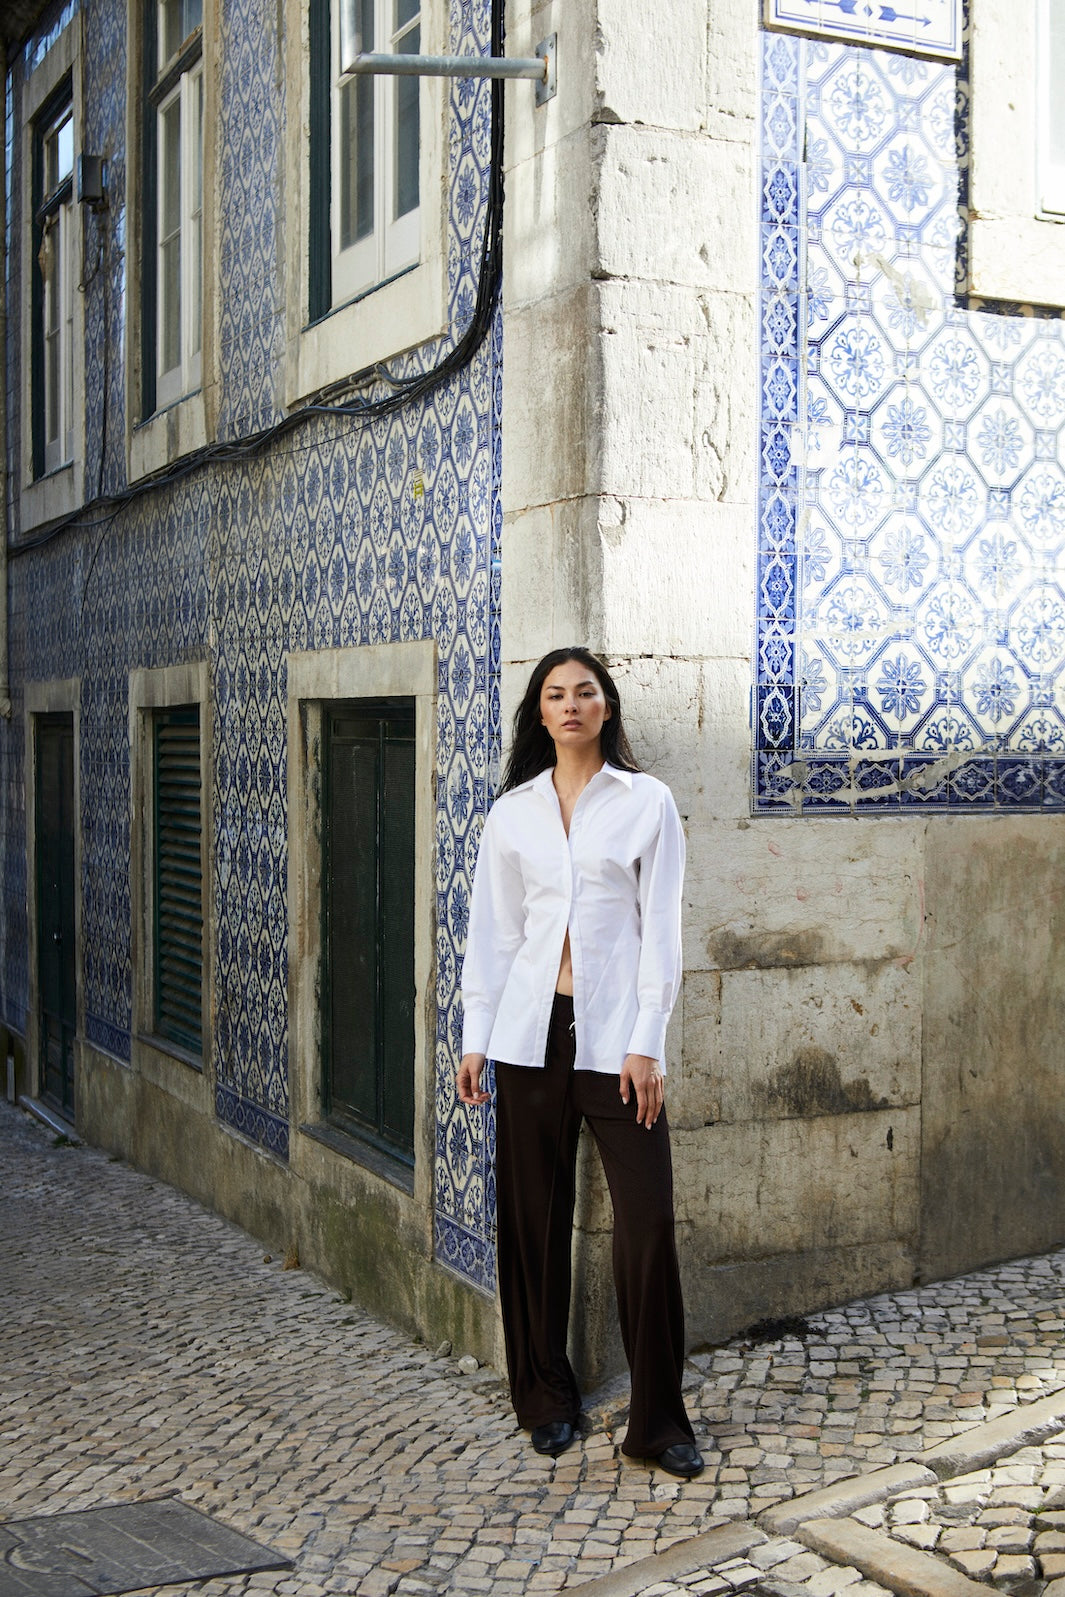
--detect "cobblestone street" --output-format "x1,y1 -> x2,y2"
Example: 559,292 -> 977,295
6,1097 -> 1065,1597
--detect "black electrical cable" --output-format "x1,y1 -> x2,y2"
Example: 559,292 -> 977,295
10,0 -> 505,559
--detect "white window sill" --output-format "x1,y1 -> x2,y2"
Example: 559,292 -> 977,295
20,462 -> 81,532
129,388 -> 207,482
287,255 -> 445,407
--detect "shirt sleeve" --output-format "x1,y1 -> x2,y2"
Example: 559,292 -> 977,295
460,805 -> 526,1056
626,786 -> 686,1064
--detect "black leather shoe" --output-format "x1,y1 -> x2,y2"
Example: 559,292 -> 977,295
531,1419 -> 576,1457
655,1443 -> 704,1477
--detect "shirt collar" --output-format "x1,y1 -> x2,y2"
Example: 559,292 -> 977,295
524,762 -> 633,798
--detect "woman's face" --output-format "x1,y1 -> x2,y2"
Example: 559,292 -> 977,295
539,660 -> 612,754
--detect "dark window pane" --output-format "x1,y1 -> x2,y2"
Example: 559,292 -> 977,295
394,20 -> 419,219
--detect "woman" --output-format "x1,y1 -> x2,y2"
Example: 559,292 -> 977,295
456,646 -> 702,1477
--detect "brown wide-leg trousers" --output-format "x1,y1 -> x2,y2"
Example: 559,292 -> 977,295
495,993 -> 695,1458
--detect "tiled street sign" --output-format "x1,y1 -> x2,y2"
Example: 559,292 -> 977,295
766,0 -> 964,59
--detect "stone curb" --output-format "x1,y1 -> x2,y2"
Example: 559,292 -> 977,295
912,1386 -> 1065,1479
568,1388 -> 1065,1597
796,1517 -> 996,1597
760,1465 -> 938,1537
565,1520 -> 766,1596
761,1386 -> 1065,1538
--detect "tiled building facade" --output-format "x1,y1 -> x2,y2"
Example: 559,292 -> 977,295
4,0 -> 1065,1375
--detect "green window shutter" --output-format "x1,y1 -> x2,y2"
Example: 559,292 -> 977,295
323,699 -> 416,1166
154,706 -> 203,1053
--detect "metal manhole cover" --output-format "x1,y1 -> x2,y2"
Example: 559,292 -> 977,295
0,1497 -> 291,1596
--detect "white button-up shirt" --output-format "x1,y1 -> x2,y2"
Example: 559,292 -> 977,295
460,764 -> 685,1074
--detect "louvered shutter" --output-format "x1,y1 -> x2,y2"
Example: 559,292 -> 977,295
153,707 -> 203,1053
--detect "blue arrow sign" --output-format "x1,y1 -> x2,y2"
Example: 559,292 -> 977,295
878,6 -> 933,25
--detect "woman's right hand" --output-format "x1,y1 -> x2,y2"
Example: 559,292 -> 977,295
457,1053 -> 491,1106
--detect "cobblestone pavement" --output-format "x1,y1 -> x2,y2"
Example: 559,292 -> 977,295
5,1098 -> 1065,1597
847,1445 -> 1065,1586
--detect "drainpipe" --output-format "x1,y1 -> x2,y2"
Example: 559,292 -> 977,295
0,37 -> 11,721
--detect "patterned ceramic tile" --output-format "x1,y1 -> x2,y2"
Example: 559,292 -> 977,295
756,27 -> 1065,812
2,0 -> 501,1291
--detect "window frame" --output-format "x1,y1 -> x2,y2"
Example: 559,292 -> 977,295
327,0 -> 421,312
142,1 -> 205,416
1037,0 -> 1065,217
126,0 -> 214,483
969,0 -> 1065,306
287,640 -> 436,1205
284,0 -> 446,405
34,91 -> 77,478
18,16 -> 86,531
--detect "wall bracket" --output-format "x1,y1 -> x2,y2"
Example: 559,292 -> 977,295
341,33 -> 557,106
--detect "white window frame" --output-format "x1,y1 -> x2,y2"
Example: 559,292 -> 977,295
127,0 -> 214,483
331,0 -> 421,305
969,0 -> 1065,305
154,17 -> 204,410
40,102 -> 76,475
1038,0 -> 1065,217
19,16 -> 86,530
282,0 -> 445,405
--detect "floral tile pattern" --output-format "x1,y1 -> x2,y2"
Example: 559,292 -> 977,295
756,27 -> 1065,812
2,0 -> 501,1291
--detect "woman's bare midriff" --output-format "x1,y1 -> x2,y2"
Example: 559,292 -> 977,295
556,930 -> 574,996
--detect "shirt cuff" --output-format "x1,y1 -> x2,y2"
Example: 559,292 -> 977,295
461,1007 -> 495,1057
626,1009 -> 670,1064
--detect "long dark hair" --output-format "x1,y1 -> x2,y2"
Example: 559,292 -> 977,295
499,647 -> 641,793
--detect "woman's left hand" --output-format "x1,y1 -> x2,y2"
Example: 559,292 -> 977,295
620,1054 -> 664,1128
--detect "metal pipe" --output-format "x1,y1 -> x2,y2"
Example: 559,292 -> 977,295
344,50 -> 547,81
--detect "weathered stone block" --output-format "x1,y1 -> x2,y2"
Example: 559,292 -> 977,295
500,284 -> 602,511
501,499 -> 603,661
596,125 -> 756,293
679,1237 -> 916,1349
596,499 -> 754,659
596,290 -> 700,500
503,0 -> 599,167
670,1109 -> 920,1255
683,819 -> 926,970
504,126 -> 599,306
611,655 -> 752,825
920,816 -> 1065,1283
594,0 -> 706,131
704,0 -> 759,135
693,291 -> 759,507
676,961 -> 921,1129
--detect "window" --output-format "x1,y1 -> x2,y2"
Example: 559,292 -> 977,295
322,699 -> 416,1165
1039,0 -> 1065,216
20,18 -> 85,526
32,91 -> 76,478
969,0 -> 1065,305
143,0 -> 204,414
311,0 -> 421,318
152,705 -> 203,1054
